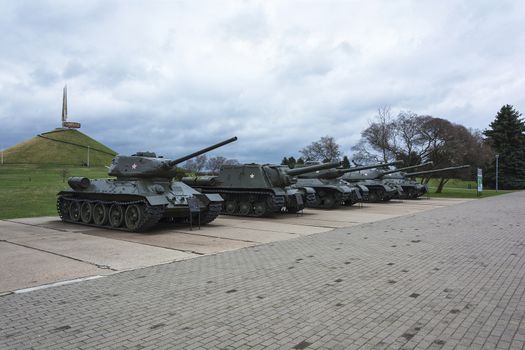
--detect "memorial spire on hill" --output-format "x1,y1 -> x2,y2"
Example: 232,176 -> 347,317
61,85 -> 81,129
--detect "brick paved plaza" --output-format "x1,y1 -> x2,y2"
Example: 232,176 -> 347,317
1,192 -> 524,349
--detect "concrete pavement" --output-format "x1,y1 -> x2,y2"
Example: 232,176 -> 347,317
1,193 -> 524,349
0,198 -> 467,293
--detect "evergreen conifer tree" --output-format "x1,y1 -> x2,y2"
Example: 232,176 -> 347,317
483,105 -> 525,189
342,156 -> 351,168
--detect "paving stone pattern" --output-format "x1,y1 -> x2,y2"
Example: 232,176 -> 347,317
1,192 -> 525,350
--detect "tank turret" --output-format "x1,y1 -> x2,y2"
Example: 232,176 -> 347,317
379,162 -> 434,199
108,137 -> 238,178
404,165 -> 470,177
57,137 -> 238,232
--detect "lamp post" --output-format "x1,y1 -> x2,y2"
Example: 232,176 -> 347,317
495,154 -> 499,192
87,146 -> 90,168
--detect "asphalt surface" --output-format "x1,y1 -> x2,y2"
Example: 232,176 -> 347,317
1,193 -> 524,349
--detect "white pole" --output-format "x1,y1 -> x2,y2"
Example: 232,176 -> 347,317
495,154 -> 499,192
87,146 -> 90,167
1,148 -> 3,165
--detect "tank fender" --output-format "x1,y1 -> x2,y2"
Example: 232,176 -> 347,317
301,187 -> 316,194
146,195 -> 170,206
357,185 -> 369,193
205,193 -> 224,202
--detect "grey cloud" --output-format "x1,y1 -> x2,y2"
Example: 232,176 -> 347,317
221,5 -> 269,43
30,67 -> 60,86
1,1 -> 524,164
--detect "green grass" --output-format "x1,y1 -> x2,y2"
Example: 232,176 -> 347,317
0,164 -> 109,219
425,187 -> 511,198
421,178 -> 513,198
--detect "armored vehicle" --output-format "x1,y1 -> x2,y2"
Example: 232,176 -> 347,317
292,161 -> 401,209
379,162 -> 434,199
341,161 -> 404,202
401,165 -> 471,198
57,137 -> 238,232
182,161 -> 341,217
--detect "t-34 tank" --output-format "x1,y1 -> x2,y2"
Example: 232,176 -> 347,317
341,161 -> 404,202
181,161 -> 341,216
292,162 -> 399,209
57,137 -> 238,232
379,162 -> 434,199
401,165 -> 471,198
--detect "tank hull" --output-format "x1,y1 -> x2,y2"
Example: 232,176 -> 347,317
293,178 -> 361,209
188,186 -> 308,217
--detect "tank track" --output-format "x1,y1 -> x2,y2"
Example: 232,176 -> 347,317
203,189 -> 285,217
284,193 -> 306,214
366,188 -> 386,202
57,195 -> 164,232
342,190 -> 360,206
305,192 -> 317,206
400,186 -> 417,199
308,189 -> 348,209
191,202 -> 223,225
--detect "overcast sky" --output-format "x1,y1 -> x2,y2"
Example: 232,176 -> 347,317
1,0 -> 524,163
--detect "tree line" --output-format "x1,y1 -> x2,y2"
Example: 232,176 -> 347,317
183,155 -> 239,174
282,105 -> 525,191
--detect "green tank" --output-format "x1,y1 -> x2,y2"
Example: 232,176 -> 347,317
57,137 -> 238,232
378,162 -> 434,199
341,161 -> 404,202
181,161 -> 341,216
292,162 -> 399,209
401,165 -> 471,198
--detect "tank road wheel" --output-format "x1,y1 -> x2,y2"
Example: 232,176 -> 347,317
69,201 -> 81,222
80,202 -> 93,223
224,201 -> 237,215
124,204 -> 144,231
109,204 -> 124,228
57,197 -> 70,219
368,191 -> 380,202
92,203 -> 108,226
322,194 -> 337,209
253,201 -> 267,217
238,201 -> 252,216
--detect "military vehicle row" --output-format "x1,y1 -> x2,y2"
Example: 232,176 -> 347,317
57,136 -> 469,231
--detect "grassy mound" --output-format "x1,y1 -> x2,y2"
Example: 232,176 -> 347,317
2,129 -> 116,166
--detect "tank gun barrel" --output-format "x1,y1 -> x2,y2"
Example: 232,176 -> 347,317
167,137 -> 237,166
340,160 -> 404,175
312,160 -> 403,179
286,161 -> 341,176
405,165 -> 470,177
379,161 -> 434,176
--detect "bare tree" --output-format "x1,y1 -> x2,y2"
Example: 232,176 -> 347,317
300,136 -> 342,162
224,159 -> 240,165
353,108 -> 491,193
183,154 -> 208,173
207,156 -> 227,174
352,106 -> 397,163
